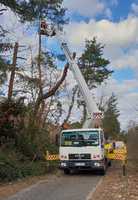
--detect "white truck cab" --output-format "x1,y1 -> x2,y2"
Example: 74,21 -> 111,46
59,128 -> 106,174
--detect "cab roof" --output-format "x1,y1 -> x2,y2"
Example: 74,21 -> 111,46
62,128 -> 103,133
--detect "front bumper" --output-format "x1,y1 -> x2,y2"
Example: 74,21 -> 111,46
59,160 -> 105,170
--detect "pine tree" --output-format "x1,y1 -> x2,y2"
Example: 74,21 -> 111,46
103,94 -> 120,139
79,37 -> 113,89
77,38 -> 113,125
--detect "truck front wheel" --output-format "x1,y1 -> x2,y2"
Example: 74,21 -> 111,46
100,168 -> 106,175
100,162 -> 106,175
108,160 -> 112,167
64,169 -> 70,175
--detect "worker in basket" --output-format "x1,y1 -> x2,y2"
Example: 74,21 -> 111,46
40,20 -> 56,36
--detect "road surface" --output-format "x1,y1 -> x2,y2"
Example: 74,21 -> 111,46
4,172 -> 102,200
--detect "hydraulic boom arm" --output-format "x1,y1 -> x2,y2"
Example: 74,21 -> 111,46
40,21 -> 102,127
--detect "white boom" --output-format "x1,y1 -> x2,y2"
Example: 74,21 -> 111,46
56,29 -> 99,114
40,21 -> 102,127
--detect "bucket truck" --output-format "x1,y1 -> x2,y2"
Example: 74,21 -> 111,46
40,21 -> 108,174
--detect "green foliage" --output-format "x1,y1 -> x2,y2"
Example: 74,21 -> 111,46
0,0 -> 66,23
79,38 -> 113,89
70,122 -> 82,129
102,94 -> 120,139
43,52 -> 57,69
0,149 -> 49,182
0,149 -> 23,182
75,38 -> 113,125
0,129 -> 58,182
0,98 -> 26,141
0,117 -> 58,182
16,125 -> 51,159
0,98 -> 57,158
0,98 -> 26,116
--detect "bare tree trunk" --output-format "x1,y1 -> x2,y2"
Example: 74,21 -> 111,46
8,42 -> 18,100
35,28 -> 45,125
38,28 -> 43,100
42,97 -> 53,127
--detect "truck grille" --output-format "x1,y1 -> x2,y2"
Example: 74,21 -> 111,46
69,154 -> 91,160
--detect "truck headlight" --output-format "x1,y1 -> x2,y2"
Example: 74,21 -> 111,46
61,162 -> 67,167
94,162 -> 101,167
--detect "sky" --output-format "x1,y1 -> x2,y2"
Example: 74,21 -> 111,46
0,0 -> 138,130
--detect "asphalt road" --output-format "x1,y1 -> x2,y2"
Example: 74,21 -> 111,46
5,172 -> 102,200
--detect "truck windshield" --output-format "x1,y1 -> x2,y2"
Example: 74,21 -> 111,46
61,131 -> 99,147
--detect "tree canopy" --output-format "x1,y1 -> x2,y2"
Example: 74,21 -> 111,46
75,37 -> 113,125
79,38 -> 113,89
102,93 -> 120,139
0,0 -> 66,23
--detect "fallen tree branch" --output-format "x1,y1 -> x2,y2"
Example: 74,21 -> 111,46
34,63 -> 69,115
42,63 -> 69,99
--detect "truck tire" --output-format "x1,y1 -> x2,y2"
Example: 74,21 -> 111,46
108,160 -> 112,167
64,169 -> 70,175
100,162 -> 106,175
100,168 -> 106,175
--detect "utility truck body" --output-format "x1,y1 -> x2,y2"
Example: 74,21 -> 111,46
40,20 -> 108,174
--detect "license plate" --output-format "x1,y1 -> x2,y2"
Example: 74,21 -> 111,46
75,162 -> 85,166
